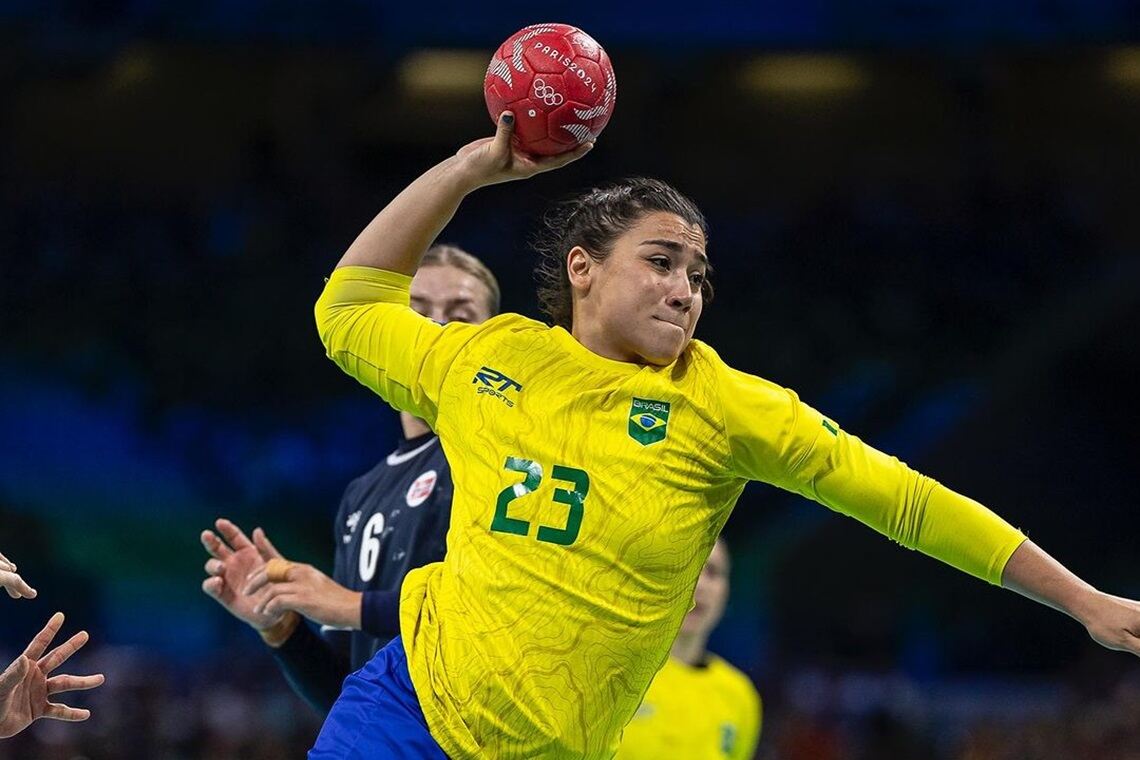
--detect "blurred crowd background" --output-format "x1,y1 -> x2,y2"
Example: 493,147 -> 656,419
3,1 -> 1140,757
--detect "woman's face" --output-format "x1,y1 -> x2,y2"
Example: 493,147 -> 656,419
570,211 -> 708,366
410,264 -> 494,325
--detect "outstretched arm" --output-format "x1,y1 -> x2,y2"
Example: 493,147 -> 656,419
336,112 -> 591,275
1002,540 -> 1140,655
718,366 -> 1140,659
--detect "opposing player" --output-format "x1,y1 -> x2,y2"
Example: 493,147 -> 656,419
309,113 -> 1140,758
201,245 -> 499,713
616,538 -> 761,760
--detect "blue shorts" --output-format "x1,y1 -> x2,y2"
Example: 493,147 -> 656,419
309,636 -> 448,759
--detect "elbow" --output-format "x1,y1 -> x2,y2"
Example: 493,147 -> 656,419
314,286 -> 347,353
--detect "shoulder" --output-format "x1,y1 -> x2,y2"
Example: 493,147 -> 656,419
689,341 -> 805,420
435,312 -> 552,369
685,340 -> 783,391
707,655 -> 761,704
452,311 -> 549,342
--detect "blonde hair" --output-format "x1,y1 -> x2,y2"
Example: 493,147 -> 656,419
422,244 -> 501,316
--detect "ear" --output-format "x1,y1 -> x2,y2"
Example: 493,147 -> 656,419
566,246 -> 593,295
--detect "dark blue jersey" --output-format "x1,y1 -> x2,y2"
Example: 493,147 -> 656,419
332,431 -> 452,661
270,431 -> 452,714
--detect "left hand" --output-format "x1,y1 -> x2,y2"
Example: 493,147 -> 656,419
243,559 -> 362,631
1081,592 -> 1140,656
0,612 -> 105,739
452,111 -> 593,191
0,551 -> 36,600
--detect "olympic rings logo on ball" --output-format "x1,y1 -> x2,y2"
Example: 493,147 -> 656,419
532,78 -> 564,106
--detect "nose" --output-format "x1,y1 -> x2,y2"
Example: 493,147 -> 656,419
666,273 -> 694,312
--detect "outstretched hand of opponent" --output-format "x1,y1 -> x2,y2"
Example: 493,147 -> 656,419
201,518 -> 286,632
0,551 -> 36,600
0,613 -> 104,738
452,111 -> 593,190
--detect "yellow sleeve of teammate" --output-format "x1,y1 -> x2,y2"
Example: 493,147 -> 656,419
314,265 -> 478,428
716,362 -> 1026,585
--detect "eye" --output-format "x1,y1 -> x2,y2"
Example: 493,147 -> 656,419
689,272 -> 706,287
648,256 -> 670,270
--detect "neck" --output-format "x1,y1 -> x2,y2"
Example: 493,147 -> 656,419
670,629 -> 708,667
571,319 -> 637,364
399,412 -> 432,440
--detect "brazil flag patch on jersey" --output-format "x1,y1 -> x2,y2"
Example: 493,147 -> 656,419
628,398 -> 671,445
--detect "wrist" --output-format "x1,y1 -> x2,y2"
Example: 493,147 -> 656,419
339,590 -> 364,630
1069,587 -> 1107,626
258,611 -> 300,648
442,154 -> 492,196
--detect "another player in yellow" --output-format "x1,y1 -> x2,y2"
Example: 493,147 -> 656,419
308,113 -> 1140,759
616,537 -> 761,760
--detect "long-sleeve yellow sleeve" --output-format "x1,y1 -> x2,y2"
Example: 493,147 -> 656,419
314,265 -> 481,428
718,362 -> 1026,584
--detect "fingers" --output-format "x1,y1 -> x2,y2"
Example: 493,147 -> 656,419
204,558 -> 225,577
245,560 -> 293,595
264,558 -> 293,583
200,530 -> 232,561
202,576 -> 224,599
39,630 -> 89,674
0,655 -> 30,694
0,550 -> 14,570
1,568 -> 36,599
244,568 -> 270,596
23,612 -> 65,660
42,702 -> 91,722
531,140 -> 594,174
252,528 -> 284,561
215,518 -> 254,552
254,586 -> 299,618
47,672 -> 105,696
490,111 -> 516,156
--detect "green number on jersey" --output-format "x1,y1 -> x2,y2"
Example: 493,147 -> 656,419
491,457 -> 541,536
537,465 -> 589,546
490,456 -> 590,547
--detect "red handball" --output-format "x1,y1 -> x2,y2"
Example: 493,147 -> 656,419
484,23 -> 617,156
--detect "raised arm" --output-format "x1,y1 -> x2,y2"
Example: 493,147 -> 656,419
336,112 -> 592,274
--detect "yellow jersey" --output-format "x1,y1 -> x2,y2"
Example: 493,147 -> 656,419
315,266 -> 1026,759
615,655 -> 761,760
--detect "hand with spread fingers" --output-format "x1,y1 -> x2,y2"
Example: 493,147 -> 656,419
244,557 -> 363,631
0,612 -> 105,738
0,551 -> 36,600
200,518 -> 287,632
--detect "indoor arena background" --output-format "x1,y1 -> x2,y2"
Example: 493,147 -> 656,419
2,2 -> 1140,758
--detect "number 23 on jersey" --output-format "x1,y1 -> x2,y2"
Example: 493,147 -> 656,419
490,456 -> 590,546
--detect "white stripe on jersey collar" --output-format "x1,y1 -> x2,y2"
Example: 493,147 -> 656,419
386,436 -> 439,466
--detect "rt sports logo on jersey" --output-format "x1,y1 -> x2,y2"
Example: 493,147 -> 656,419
473,366 -> 522,407
628,398 -> 670,445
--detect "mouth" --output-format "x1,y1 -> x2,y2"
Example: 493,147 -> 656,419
652,316 -> 686,332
